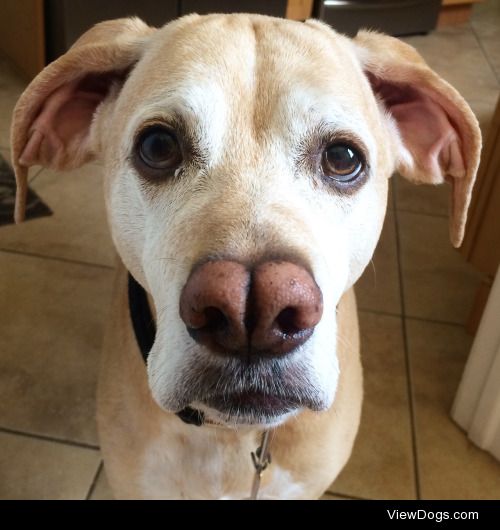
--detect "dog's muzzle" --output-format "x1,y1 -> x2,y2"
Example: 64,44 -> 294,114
177,258 -> 324,423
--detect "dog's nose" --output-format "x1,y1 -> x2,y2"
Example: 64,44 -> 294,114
179,259 -> 323,356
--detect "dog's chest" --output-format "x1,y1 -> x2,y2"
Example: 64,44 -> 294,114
137,426 -> 305,499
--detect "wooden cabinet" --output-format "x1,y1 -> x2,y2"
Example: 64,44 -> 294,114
462,96 -> 500,277
286,0 -> 313,20
439,0 -> 483,27
461,95 -> 500,332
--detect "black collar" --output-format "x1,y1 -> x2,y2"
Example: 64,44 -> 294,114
127,273 -> 205,427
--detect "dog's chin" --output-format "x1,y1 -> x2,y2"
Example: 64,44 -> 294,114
150,343 -> 336,426
192,398 -> 301,428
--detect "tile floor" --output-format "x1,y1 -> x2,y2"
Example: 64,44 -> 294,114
1,4 -> 500,500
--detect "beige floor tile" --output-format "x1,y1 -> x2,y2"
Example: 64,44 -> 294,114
401,25 -> 499,99
407,319 -> 500,499
0,162 -> 116,267
89,464 -> 114,500
398,212 -> 481,324
402,26 -> 499,134
469,98 -> 500,139
330,312 -> 416,500
355,210 -> 401,315
472,0 -> 500,81
0,431 -> 100,499
394,174 -> 449,218
0,147 -> 10,165
0,252 -> 115,445
0,59 -> 26,149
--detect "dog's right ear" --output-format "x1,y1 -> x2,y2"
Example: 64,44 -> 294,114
10,17 -> 155,223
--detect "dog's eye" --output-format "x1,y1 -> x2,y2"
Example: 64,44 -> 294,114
137,127 -> 182,171
322,144 -> 363,182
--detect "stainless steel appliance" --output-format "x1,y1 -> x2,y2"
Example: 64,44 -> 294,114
316,0 -> 441,36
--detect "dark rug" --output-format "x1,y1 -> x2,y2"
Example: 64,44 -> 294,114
0,155 -> 52,226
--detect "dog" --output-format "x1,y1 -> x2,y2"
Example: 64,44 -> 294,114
11,13 -> 481,499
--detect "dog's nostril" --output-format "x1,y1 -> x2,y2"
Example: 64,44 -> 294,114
203,306 -> 228,331
179,260 -> 249,352
249,260 -> 323,355
275,307 -> 300,335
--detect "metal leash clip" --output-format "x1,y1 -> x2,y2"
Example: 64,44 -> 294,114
248,430 -> 272,500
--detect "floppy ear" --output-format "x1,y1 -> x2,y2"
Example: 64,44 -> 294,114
10,17 -> 155,223
354,30 -> 481,248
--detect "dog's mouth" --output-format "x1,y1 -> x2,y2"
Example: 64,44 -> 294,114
169,354 -> 329,426
207,391 -> 295,413
197,390 -> 301,425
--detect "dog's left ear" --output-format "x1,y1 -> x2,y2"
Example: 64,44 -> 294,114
354,30 -> 481,247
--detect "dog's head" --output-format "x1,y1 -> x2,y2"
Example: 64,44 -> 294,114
11,14 -> 481,427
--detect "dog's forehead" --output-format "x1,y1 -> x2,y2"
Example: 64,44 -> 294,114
123,14 -> 375,137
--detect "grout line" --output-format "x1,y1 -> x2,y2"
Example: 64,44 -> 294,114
85,461 -> 103,501
358,307 -> 467,328
395,208 -> 447,220
0,150 -> 43,183
28,166 -> 45,184
0,247 -> 115,270
327,490 -> 369,501
358,307 -> 401,319
405,315 -> 466,328
469,21 -> 500,86
0,425 -> 100,451
392,183 -> 422,501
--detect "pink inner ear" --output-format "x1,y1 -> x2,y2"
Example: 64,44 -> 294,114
372,77 -> 466,184
19,73 -> 117,169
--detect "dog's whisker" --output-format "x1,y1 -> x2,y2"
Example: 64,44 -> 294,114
336,332 -> 353,351
151,257 -> 179,263
369,258 -> 377,287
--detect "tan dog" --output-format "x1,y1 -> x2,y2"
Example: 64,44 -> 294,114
11,14 -> 481,499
